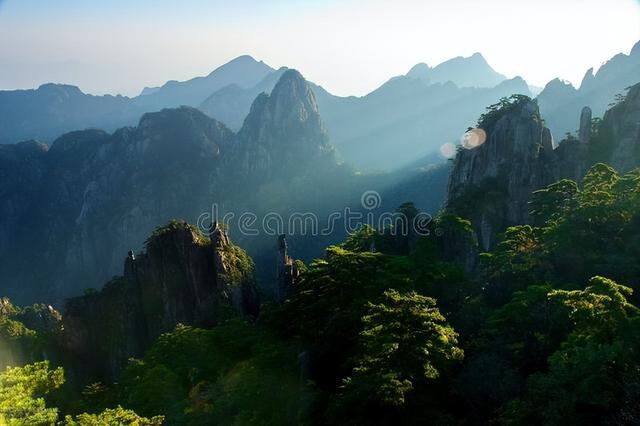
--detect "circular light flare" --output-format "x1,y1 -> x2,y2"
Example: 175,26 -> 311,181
439,142 -> 457,159
461,128 -> 487,150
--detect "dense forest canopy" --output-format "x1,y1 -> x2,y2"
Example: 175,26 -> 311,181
3,159 -> 640,424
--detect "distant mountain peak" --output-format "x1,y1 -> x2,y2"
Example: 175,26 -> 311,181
579,67 -> 596,91
208,54 -> 270,76
230,54 -> 259,62
406,63 -> 431,80
543,78 -> 576,90
236,70 -> 333,180
243,69 -> 322,135
134,55 -> 275,109
37,83 -> 84,95
263,69 -> 321,118
631,40 -> 640,57
405,52 -> 507,88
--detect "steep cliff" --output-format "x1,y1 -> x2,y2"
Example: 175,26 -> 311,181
602,83 -> 640,173
61,220 -> 258,382
447,96 -> 556,249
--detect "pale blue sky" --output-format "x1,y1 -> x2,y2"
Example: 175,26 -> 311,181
1,0 -> 639,96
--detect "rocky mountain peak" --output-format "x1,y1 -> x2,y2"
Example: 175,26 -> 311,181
135,106 -> 234,162
406,63 -> 432,81
540,78 -> 577,95
235,70 -> 334,180
405,52 -> 506,88
579,68 -> 596,91
37,83 -> 85,97
267,69 -> 321,122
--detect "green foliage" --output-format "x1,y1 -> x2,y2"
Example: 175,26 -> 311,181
336,289 -> 462,412
0,361 -> 160,426
268,228 -> 471,423
477,95 -> 535,130
512,277 -> 640,424
341,224 -> 378,252
446,177 -> 509,225
480,225 -> 550,304
530,179 -> 579,224
0,299 -> 36,342
0,361 -> 64,425
221,243 -> 256,286
146,219 -> 209,249
63,407 -> 164,426
12,161 -> 640,424
117,321 -> 311,425
488,164 -> 640,297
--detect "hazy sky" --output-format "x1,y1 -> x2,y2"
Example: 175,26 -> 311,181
1,0 -> 639,97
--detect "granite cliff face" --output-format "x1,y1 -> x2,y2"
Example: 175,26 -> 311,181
447,97 -> 556,249
0,71 -> 335,304
604,83 -> 640,173
61,220 -> 258,382
447,83 -> 640,250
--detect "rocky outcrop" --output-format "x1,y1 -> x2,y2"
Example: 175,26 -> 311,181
275,235 -> 301,301
604,83 -> 640,173
447,97 -> 556,249
61,220 -> 258,383
579,106 -> 592,144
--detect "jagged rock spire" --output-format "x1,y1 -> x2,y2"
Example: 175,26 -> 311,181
579,106 -> 592,144
276,234 -> 300,301
208,221 -> 229,248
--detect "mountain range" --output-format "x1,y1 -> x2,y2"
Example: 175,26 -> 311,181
4,43 -> 638,171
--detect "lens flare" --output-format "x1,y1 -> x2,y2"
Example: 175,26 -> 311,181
439,142 -> 457,159
461,128 -> 487,149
